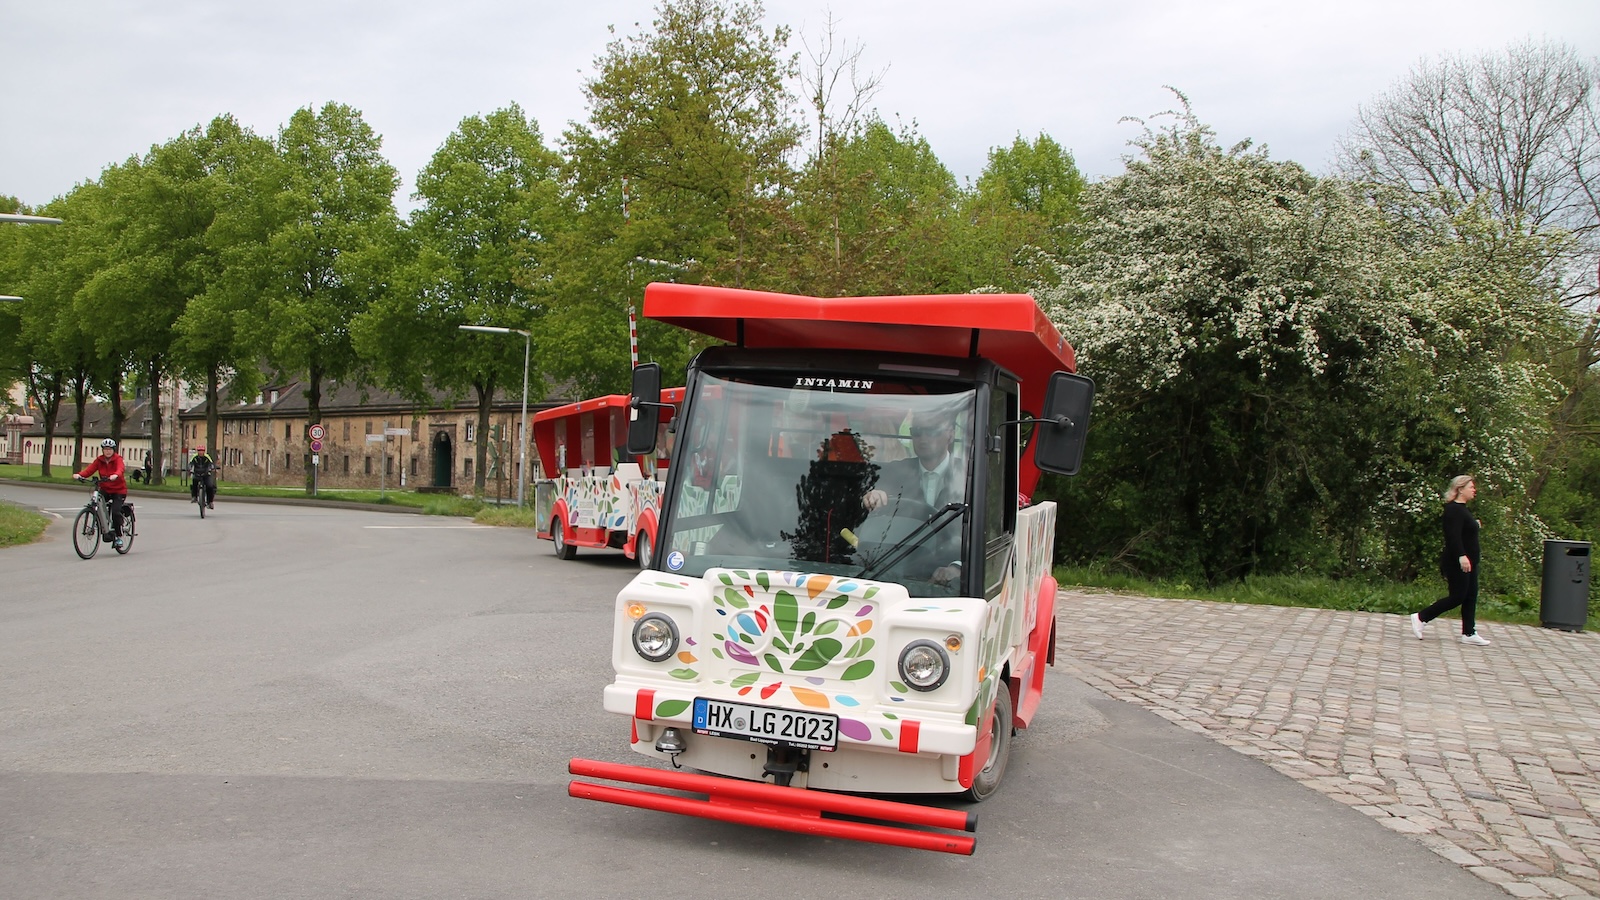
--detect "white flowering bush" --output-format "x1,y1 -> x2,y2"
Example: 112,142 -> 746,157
1037,107 -> 1571,590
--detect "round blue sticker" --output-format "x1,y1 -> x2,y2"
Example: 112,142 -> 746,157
666,550 -> 685,571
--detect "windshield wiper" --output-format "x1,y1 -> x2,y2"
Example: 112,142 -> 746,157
854,502 -> 966,581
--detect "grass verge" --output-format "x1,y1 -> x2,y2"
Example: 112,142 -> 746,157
473,505 -> 541,528
0,465 -> 529,524
0,501 -> 50,548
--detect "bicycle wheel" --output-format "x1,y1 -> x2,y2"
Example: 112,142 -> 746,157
198,492 -> 205,519
73,508 -> 99,559
115,508 -> 135,554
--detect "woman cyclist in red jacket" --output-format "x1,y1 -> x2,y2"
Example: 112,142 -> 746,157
74,438 -> 130,549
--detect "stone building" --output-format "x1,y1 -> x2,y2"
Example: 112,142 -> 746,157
15,397 -> 158,476
175,382 -> 565,497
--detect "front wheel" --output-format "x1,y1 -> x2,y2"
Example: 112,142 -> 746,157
551,517 -> 576,560
964,682 -> 1014,802
72,508 -> 99,559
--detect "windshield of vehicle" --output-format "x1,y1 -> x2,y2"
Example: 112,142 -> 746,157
659,370 -> 976,597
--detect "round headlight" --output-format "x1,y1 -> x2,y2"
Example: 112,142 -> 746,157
632,613 -> 680,662
898,640 -> 950,691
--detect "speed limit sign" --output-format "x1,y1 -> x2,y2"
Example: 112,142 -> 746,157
309,423 -> 325,441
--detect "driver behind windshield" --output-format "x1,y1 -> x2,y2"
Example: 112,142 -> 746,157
862,408 -> 966,585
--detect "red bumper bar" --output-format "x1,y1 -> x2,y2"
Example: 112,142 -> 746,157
568,758 -> 977,855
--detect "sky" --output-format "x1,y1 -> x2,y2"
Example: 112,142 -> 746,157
3,0 -> 1597,214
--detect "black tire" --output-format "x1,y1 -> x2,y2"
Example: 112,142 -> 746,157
552,517 -> 576,560
636,530 -> 653,570
72,508 -> 99,559
195,490 -> 205,518
964,682 -> 1014,802
115,509 -> 135,554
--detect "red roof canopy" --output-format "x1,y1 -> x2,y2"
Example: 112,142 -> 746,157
532,389 -> 685,478
642,283 -> 1077,414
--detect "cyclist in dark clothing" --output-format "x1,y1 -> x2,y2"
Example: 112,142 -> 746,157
1410,475 -> 1489,645
189,447 -> 217,509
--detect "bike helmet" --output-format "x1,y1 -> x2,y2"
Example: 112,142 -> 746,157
101,438 -> 117,449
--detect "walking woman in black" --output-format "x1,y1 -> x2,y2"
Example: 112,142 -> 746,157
1411,475 -> 1490,645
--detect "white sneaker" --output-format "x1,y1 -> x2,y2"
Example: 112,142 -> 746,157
1461,633 -> 1491,646
1410,614 -> 1425,640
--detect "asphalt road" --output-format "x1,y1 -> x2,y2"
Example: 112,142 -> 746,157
0,482 -> 1504,899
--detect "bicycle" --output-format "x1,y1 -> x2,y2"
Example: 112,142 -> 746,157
71,476 -> 136,559
190,469 -> 215,518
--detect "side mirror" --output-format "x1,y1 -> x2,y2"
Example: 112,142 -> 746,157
1033,372 -> 1094,476
626,363 -> 663,455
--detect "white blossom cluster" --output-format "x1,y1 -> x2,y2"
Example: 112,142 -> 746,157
1036,111 -> 1574,581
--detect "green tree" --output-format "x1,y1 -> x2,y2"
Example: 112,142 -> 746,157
54,187 -> 122,473
781,117 -> 962,297
355,105 -> 561,496
551,0 -> 801,393
3,188 -> 101,475
167,116 -> 282,477
953,133 -> 1085,293
256,102 -> 400,491
72,119 -> 280,482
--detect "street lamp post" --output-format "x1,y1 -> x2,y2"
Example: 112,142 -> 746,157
458,325 -> 531,507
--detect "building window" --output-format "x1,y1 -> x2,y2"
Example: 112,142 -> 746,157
410,457 -> 418,476
285,423 -> 291,441
464,457 -> 473,478
344,420 -> 351,441
286,451 -> 292,469
466,422 -> 476,442
411,420 -> 420,440
365,421 -> 373,435
385,455 -> 393,476
343,455 -> 350,475
364,457 -> 372,475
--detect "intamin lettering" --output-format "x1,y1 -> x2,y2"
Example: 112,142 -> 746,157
792,377 -> 874,390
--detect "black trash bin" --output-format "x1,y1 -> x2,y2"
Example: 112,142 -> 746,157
1540,540 -> 1592,632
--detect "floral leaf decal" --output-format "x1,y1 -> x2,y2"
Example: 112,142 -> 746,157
845,638 -> 875,659
792,638 -> 843,672
842,660 -> 874,681
775,590 -> 799,641
655,699 -> 691,717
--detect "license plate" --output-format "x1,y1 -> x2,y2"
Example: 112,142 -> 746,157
692,697 -> 838,751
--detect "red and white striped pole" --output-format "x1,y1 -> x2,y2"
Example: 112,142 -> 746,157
628,305 -> 639,369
